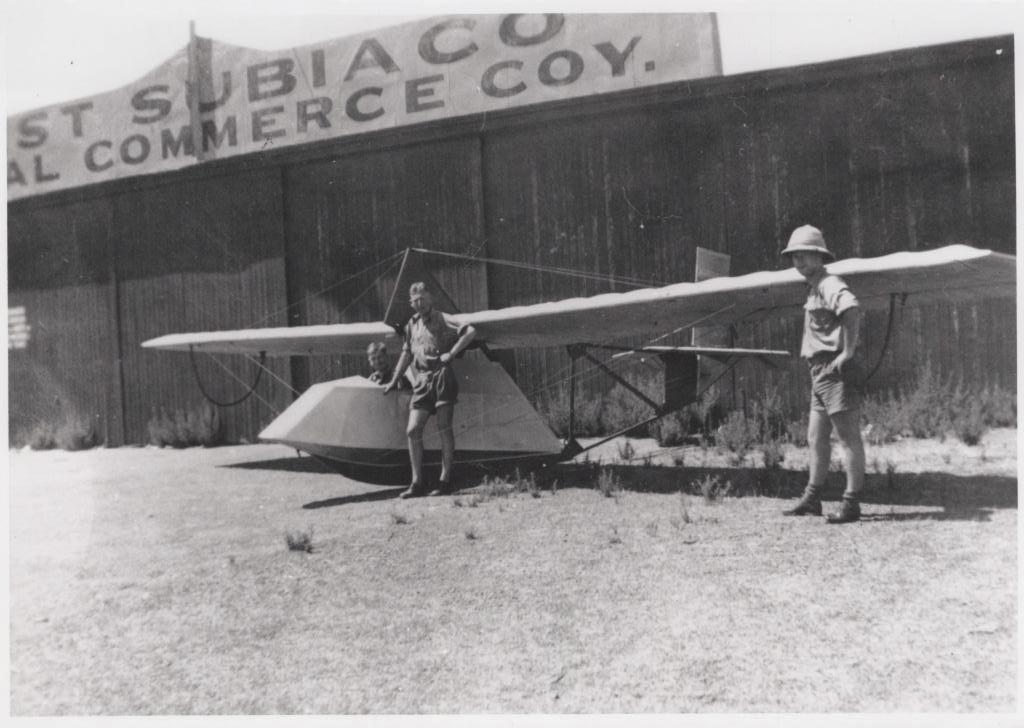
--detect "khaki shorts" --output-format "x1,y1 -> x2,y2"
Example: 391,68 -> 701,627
410,365 -> 459,413
808,355 -> 862,415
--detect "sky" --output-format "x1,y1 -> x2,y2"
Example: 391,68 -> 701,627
3,0 -> 1020,114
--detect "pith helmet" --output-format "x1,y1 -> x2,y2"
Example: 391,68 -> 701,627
781,225 -> 835,260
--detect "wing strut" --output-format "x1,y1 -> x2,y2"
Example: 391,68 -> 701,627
561,343 -> 790,460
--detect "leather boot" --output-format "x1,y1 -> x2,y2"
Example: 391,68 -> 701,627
827,495 -> 861,523
783,484 -> 822,516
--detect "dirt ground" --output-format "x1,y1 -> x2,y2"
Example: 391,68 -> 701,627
8,429 -> 1018,715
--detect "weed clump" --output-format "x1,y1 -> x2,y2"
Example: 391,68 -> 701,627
23,422 -> 58,450
147,404 -> 223,448
285,527 -> 314,553
597,467 -> 622,498
695,474 -> 731,504
17,413 -> 102,451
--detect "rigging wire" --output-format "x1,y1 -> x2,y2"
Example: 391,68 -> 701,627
244,352 -> 301,399
413,247 -> 673,288
189,253 -> 403,410
190,347 -> 268,408
250,249 -> 407,327
203,351 -> 283,416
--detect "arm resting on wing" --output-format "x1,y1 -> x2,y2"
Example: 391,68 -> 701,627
439,325 -> 477,364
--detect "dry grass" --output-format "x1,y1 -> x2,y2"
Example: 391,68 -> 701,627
9,433 -> 1017,714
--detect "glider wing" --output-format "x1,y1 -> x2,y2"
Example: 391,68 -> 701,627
141,244 -> 1014,355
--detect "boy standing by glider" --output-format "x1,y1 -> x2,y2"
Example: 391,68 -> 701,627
781,225 -> 866,524
384,282 -> 476,498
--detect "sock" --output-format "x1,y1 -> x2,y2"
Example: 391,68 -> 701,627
802,483 -> 822,501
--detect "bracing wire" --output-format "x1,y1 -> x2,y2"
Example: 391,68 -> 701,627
205,351 -> 283,415
190,347 -> 267,407
414,247 -> 672,289
244,352 -> 301,399
250,249 -> 406,327
191,253 -> 404,409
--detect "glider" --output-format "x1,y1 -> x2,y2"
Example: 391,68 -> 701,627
143,244 -> 1015,482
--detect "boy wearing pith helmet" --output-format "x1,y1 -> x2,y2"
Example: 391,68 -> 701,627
782,225 -> 865,524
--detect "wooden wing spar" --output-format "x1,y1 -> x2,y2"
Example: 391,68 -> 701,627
141,244 -> 1015,355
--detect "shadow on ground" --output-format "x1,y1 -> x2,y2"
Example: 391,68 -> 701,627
224,455 -> 338,474
221,454 -> 1015,521
550,463 -> 1016,520
302,488 -> 407,509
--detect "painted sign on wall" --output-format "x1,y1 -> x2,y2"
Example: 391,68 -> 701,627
7,14 -> 720,201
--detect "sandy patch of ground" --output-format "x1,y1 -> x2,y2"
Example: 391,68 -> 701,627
8,432 -> 1017,714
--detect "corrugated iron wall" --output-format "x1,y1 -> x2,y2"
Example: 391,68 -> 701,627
8,198 -> 123,443
112,169 -> 293,445
281,137 -> 488,393
9,169 -> 293,445
7,36 -> 1015,445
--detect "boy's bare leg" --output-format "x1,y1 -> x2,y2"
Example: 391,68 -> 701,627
402,409 -> 431,496
830,409 -> 865,495
808,409 -> 833,487
784,409 -> 831,515
826,408 -> 865,523
434,404 -> 455,490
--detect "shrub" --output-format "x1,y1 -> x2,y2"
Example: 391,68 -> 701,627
23,421 -> 58,450
17,413 -> 101,451
147,403 -> 223,448
716,411 -> 756,465
537,384 -> 604,438
978,383 -> 1016,428
650,410 -> 692,446
786,411 -> 809,447
952,397 -> 987,446
860,394 -> 907,445
56,413 -> 102,450
760,437 -> 785,469
900,362 -> 952,439
751,385 -> 787,441
601,380 -> 657,435
696,384 -> 723,436
859,367 -> 1013,445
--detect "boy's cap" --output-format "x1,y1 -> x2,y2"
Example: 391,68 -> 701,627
781,225 -> 835,260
